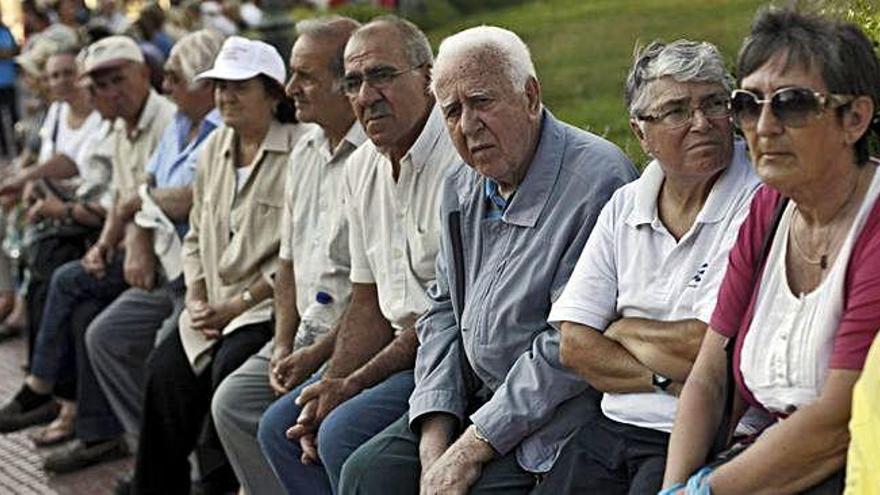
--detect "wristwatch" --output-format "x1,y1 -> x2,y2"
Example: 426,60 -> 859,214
241,288 -> 255,307
652,373 -> 672,393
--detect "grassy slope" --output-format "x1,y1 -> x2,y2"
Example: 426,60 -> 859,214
425,0 -> 765,165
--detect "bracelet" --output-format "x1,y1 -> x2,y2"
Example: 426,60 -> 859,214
471,425 -> 491,445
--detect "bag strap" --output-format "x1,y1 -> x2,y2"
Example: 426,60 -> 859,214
448,210 -> 483,401
709,195 -> 789,458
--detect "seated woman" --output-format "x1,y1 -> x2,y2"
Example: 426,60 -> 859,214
662,8 -> 880,494
547,39 -> 761,494
0,46 -> 110,437
127,36 -> 309,495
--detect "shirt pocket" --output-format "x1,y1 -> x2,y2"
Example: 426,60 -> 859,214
408,227 -> 440,283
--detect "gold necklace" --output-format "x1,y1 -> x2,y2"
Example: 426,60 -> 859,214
790,170 -> 865,270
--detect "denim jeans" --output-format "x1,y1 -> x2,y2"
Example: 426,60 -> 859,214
258,370 -> 415,495
28,258 -> 127,394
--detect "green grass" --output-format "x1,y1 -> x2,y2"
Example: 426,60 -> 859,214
423,0 -> 766,165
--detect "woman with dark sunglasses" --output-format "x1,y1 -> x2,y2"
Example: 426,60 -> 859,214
661,7 -> 880,495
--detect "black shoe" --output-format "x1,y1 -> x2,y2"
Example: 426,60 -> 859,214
114,471 -> 133,495
0,323 -> 21,343
43,437 -> 129,473
0,395 -> 59,433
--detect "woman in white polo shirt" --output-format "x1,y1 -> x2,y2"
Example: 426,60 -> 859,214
546,39 -> 761,494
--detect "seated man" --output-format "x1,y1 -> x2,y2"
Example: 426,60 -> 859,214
0,36 -> 175,438
256,15 -> 462,494
339,26 -> 637,494
547,40 -> 761,493
211,16 -> 364,495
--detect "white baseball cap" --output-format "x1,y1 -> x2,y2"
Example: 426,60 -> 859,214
195,36 -> 285,87
80,35 -> 145,75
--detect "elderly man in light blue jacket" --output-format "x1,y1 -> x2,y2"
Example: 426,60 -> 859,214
338,26 -> 638,495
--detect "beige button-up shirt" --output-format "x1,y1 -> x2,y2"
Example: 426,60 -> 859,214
110,90 -> 177,200
280,122 -> 367,348
180,121 -> 310,371
345,105 -> 463,331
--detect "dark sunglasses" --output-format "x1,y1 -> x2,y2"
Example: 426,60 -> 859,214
730,87 -> 855,129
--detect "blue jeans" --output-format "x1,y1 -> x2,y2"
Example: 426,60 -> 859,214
29,258 -> 127,391
258,369 -> 415,495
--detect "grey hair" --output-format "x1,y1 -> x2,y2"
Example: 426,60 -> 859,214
351,15 -> 433,68
168,29 -> 226,89
625,39 -> 733,117
430,25 -> 536,95
295,16 -> 361,79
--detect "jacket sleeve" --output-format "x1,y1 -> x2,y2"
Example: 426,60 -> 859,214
408,214 -> 469,430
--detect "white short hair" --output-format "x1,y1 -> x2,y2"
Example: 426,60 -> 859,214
431,25 -> 536,95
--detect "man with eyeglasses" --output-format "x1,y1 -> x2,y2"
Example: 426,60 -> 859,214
547,40 -> 764,494
257,15 -> 463,495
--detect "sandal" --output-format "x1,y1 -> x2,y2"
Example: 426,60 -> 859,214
30,404 -> 75,447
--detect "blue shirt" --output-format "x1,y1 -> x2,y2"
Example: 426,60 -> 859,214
410,110 -> 639,472
0,26 -> 17,88
145,108 -> 221,238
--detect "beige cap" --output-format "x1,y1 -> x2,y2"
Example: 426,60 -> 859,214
81,35 -> 145,75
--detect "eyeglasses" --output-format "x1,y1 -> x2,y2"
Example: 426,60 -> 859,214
637,94 -> 731,128
341,64 -> 422,96
730,87 -> 855,129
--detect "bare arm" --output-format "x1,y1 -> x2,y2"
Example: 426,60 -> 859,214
323,283 -> 395,379
559,320 -> 653,393
663,330 -> 730,487
707,370 -> 855,494
606,317 -> 707,382
0,154 -> 79,195
273,259 -> 300,353
151,186 -> 193,222
344,325 -> 419,392
418,413 -> 458,475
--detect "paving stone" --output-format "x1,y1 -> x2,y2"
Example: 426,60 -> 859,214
0,336 -> 131,495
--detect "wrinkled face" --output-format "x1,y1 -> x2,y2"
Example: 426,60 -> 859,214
215,77 -> 277,130
286,35 -> 349,125
162,55 -> 212,117
87,81 -> 117,119
343,26 -> 432,154
89,62 -> 152,123
633,78 -> 733,181
435,62 -> 541,187
46,53 -> 78,103
739,55 -> 854,195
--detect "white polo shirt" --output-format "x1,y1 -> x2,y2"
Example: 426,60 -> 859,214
279,122 -> 366,347
344,105 -> 462,331
548,139 -> 760,432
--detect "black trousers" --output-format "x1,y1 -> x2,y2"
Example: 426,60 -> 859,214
0,86 -> 17,158
132,321 -> 272,495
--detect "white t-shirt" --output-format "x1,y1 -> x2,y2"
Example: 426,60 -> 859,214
38,102 -> 104,172
548,139 -> 760,432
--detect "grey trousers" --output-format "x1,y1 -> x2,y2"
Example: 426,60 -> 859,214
212,340 -> 285,495
85,284 -> 185,435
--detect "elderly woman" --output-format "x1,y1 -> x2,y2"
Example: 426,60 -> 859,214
661,8 -> 880,494
546,39 -> 760,494
128,36 -> 309,495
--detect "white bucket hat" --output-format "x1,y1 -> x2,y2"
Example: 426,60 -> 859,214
195,36 -> 285,87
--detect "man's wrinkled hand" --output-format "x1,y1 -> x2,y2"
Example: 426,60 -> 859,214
420,443 -> 483,495
286,378 -> 359,439
299,433 -> 319,465
271,347 -> 323,395
81,242 -> 113,278
123,247 -> 157,290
